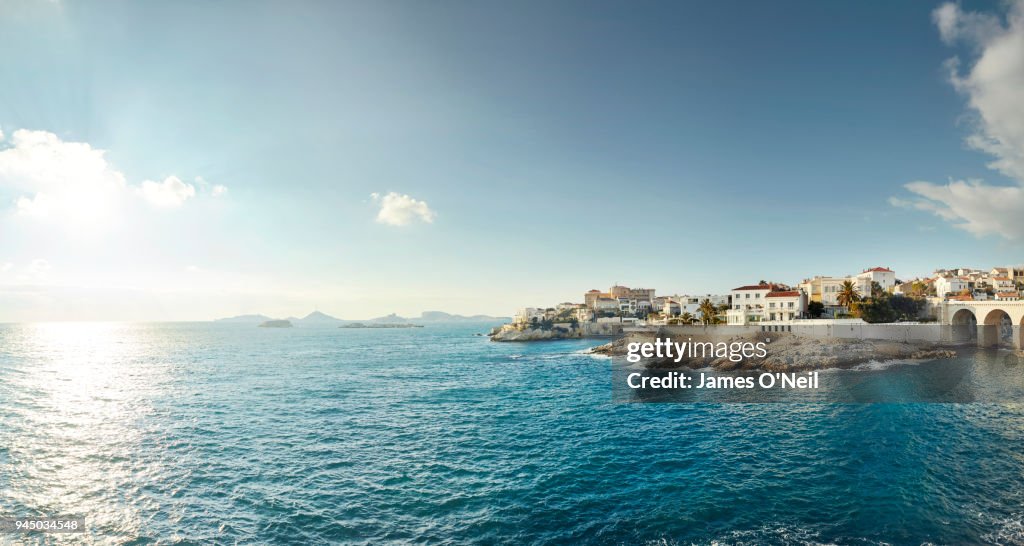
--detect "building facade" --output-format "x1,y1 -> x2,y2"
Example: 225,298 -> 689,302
765,291 -> 808,322
856,267 -> 896,293
729,284 -> 775,323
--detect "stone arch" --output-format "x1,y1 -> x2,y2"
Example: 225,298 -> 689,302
980,308 -> 1013,347
1019,312 -> 1024,350
950,308 -> 977,343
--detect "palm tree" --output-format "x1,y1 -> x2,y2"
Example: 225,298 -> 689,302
679,312 -> 695,325
837,280 -> 861,308
699,299 -> 718,325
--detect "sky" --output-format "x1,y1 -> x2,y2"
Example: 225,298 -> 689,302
0,0 -> 1023,321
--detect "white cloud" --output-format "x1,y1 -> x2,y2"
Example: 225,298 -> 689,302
15,192 -> 52,217
892,179 -> 1024,239
137,176 -> 196,208
0,262 -> 12,273
371,191 -> 436,226
211,184 -> 228,197
28,258 -> 50,276
0,129 -> 211,226
892,1 -> 1024,240
0,129 -> 127,224
933,3 -> 1003,47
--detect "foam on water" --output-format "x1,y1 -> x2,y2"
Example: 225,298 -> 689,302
849,357 -> 927,371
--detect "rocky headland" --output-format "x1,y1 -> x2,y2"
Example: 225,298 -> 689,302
489,321 -> 623,341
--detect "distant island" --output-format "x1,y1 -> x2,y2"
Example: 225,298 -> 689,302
216,310 -> 510,325
258,319 -> 293,328
339,323 -> 423,329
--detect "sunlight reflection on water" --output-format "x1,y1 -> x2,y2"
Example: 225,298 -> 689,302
1,323 -> 169,543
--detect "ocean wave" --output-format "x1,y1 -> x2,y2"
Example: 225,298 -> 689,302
849,357 -> 926,371
981,514 -> 1024,545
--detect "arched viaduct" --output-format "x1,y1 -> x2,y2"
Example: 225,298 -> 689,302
941,300 -> 1024,349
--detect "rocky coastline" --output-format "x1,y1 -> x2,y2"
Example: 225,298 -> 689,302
589,329 -> 959,372
489,321 -> 623,341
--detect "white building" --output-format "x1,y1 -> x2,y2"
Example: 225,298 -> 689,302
856,267 -> 896,293
764,291 -> 807,322
729,284 -> 774,323
575,308 -> 594,322
800,267 -> 897,316
991,277 -> 1016,292
653,294 -> 729,320
593,298 -> 619,312
616,297 -> 652,314
935,276 -> 968,298
726,308 -> 747,325
514,307 -> 545,324
659,299 -> 681,316
685,294 -> 731,307
799,276 -> 848,307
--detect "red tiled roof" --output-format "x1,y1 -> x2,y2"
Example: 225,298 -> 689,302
992,277 -> 1012,281
863,267 -> 893,273
950,294 -> 974,301
733,284 -> 777,291
766,291 -> 801,298
996,292 -> 1019,298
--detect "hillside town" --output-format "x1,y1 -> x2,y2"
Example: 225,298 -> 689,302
509,265 -> 1024,330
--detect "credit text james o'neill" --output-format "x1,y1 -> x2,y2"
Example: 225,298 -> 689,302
624,337 -> 819,391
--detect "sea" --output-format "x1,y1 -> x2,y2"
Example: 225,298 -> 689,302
1,321 -> 1023,545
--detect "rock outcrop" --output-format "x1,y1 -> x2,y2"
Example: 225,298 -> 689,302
489,321 -> 623,341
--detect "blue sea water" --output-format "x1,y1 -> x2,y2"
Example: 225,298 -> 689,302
1,321 -> 1024,545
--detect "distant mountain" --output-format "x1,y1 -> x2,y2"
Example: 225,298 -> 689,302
216,312 -> 341,324
423,311 -> 511,322
369,311 -> 510,323
369,313 -> 408,324
419,311 -> 457,322
216,310 -> 508,324
296,310 -> 343,323
215,314 -> 273,323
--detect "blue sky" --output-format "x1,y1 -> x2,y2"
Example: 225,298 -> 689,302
1,0 -> 1022,320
